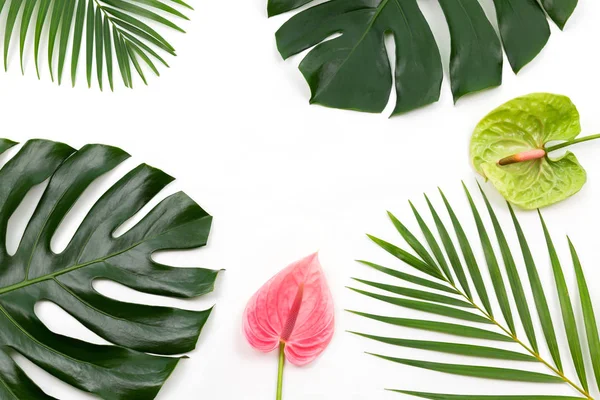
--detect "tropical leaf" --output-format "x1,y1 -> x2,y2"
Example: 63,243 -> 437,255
0,0 -> 191,89
0,138 -> 220,399
351,182 -> 598,399
269,0 -> 578,115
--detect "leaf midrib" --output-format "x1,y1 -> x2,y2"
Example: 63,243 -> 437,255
450,281 -> 594,399
456,0 -> 479,39
94,0 -> 144,57
453,0 -> 492,71
0,217 -> 204,373
0,375 -> 18,400
0,242 -> 139,295
0,217 -> 206,296
52,277 -> 166,328
313,0 -> 390,99
0,302 -> 110,372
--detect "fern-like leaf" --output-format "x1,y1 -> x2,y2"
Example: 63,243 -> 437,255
352,183 -> 598,399
1,0 -> 189,88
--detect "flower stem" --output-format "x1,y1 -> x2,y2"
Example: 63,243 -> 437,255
276,342 -> 285,400
545,133 -> 600,153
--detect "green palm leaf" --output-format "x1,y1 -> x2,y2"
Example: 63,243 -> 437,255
424,194 -> 471,298
351,278 -> 472,308
463,183 -> 514,333
350,332 -> 536,362
476,184 -> 538,353
1,0 -> 190,88
0,138 -> 221,398
439,188 -> 492,315
370,355 -> 563,383
269,0 -> 578,115
393,392 -> 585,400
352,183 -> 598,399
507,201 -> 563,371
356,260 -> 457,295
348,310 -> 513,342
349,287 -> 489,324
539,213 -> 588,392
570,239 -> 600,392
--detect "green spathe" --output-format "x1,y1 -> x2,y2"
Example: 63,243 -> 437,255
470,93 -> 588,210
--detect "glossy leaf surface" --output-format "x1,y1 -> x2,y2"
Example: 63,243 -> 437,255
0,139 -> 220,399
275,0 -> 442,115
243,253 -> 334,366
352,184 -> 599,399
470,93 -> 586,209
271,0 -> 577,115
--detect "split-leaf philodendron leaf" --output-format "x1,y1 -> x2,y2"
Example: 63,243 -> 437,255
0,138 -> 220,399
471,93 -> 600,210
351,184 -> 600,399
0,0 -> 192,89
270,0 -> 578,116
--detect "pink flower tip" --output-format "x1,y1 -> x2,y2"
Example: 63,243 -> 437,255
242,252 -> 335,366
498,149 -> 546,166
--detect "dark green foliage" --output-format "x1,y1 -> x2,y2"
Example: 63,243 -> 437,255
270,0 -> 578,115
351,183 -> 597,398
0,138 -> 220,399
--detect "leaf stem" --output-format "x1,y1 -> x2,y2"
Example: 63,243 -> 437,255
450,283 -> 594,400
277,342 -> 285,400
545,133 -> 600,153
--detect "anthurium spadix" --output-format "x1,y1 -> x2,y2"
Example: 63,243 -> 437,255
243,253 -> 335,399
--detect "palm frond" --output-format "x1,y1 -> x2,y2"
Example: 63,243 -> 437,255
0,0 -> 190,88
351,182 -> 599,399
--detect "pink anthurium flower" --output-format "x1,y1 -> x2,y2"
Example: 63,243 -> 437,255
243,252 -> 335,399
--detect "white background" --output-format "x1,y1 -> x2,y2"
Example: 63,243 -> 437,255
1,0 -> 600,398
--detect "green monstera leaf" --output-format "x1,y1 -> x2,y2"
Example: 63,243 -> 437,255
0,139 -> 220,399
270,0 -> 578,115
470,93 -> 600,210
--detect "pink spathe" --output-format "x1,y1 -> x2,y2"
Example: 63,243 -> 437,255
243,252 -> 335,366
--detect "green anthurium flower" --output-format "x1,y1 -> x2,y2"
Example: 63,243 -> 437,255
471,93 -> 600,210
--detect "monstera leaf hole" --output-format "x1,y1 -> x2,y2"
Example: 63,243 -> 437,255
270,0 -> 579,115
6,180 -> 49,255
50,159 -> 137,255
6,347 -> 97,398
35,300 -> 110,345
0,139 -> 221,399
